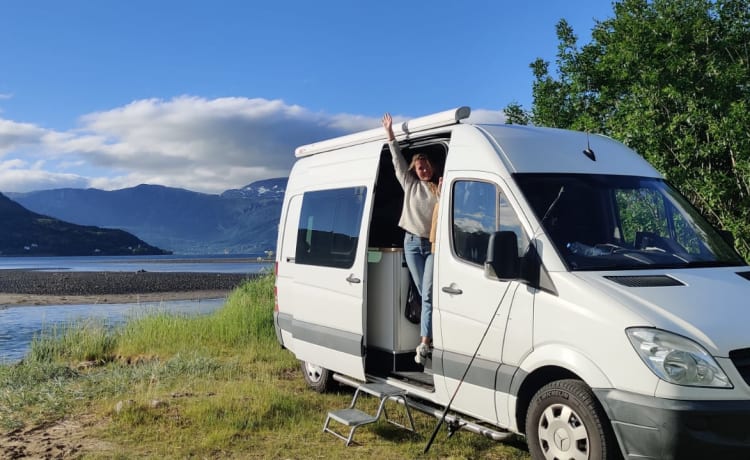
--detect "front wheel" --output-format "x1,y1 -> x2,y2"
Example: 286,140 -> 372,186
300,360 -> 335,393
525,379 -> 620,460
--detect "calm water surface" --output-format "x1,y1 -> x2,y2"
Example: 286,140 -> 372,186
0,254 -> 272,274
0,255 -> 268,364
0,298 -> 226,363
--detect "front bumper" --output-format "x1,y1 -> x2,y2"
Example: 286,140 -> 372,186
594,389 -> 750,460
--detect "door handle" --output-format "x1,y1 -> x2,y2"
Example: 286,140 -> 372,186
346,274 -> 361,284
441,285 -> 463,295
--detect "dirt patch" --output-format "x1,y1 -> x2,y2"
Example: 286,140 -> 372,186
0,415 -> 115,459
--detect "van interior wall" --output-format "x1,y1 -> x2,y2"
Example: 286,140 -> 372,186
369,150 -> 405,248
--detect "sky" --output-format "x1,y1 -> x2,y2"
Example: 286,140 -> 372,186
0,1 -> 615,195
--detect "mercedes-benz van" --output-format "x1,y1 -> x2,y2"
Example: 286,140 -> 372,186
273,107 -> 750,459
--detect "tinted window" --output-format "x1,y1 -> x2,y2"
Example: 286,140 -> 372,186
296,187 -> 367,268
452,180 -> 528,265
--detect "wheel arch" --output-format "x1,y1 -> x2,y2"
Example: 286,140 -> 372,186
512,345 -> 613,434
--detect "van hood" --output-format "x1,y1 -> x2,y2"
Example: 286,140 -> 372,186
575,267 -> 750,356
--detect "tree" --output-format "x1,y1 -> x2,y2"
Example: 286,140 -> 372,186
507,0 -> 750,259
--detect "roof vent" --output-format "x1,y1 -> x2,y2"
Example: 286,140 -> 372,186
604,275 -> 684,287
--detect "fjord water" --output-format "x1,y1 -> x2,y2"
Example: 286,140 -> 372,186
0,298 -> 226,363
0,254 -> 271,363
0,254 -> 272,273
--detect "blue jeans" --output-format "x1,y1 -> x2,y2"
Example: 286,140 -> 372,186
404,233 -> 433,339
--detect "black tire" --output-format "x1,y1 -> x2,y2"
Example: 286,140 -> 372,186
525,379 -> 619,460
300,360 -> 335,393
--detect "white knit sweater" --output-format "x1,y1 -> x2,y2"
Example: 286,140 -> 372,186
388,140 -> 438,238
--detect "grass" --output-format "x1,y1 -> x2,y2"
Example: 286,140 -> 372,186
0,274 -> 531,459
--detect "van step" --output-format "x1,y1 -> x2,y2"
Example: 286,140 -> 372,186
323,382 -> 416,446
327,408 -> 378,427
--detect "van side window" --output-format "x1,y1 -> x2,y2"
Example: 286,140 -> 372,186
295,187 -> 367,269
452,180 -> 527,265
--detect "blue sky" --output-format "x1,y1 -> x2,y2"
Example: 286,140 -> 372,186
0,1 -> 615,194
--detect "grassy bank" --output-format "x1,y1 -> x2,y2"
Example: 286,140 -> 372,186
0,275 -> 530,459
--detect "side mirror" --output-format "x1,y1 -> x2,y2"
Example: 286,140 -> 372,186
485,231 -> 520,280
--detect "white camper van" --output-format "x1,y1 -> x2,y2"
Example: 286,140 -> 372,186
273,107 -> 750,459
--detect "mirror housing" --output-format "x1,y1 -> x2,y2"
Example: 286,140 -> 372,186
485,231 -> 520,280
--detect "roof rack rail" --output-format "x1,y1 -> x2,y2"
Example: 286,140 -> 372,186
295,106 -> 470,158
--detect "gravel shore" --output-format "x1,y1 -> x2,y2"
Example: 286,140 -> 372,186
0,270 -> 257,306
0,270 -> 255,296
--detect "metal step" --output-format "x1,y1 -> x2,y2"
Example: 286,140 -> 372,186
323,381 -> 417,446
327,408 -> 377,427
334,373 -> 514,442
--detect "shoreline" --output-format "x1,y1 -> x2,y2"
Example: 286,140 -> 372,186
0,290 -> 232,307
0,270 -> 255,307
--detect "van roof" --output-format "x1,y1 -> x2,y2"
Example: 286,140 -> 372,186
294,107 -> 471,158
475,123 -> 661,177
293,106 -> 661,179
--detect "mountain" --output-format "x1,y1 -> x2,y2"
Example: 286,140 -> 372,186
0,193 -> 169,256
7,178 -> 287,255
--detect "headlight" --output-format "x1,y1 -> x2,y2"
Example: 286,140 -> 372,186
626,328 -> 732,388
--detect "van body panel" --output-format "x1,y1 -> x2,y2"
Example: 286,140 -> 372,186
433,166 -> 533,427
518,342 -> 621,390
534,272 -> 663,395
577,267 -> 750,355
275,142 -> 382,381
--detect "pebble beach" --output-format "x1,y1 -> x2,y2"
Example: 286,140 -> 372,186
0,270 -> 256,306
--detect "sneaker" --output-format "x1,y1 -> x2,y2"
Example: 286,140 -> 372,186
414,342 -> 431,364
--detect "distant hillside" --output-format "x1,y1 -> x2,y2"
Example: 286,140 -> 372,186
8,178 -> 287,255
0,193 -> 169,256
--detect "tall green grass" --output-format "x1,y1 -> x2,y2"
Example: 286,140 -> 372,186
114,273 -> 279,359
28,319 -> 117,363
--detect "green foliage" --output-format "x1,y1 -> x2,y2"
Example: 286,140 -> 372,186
507,0 -> 750,260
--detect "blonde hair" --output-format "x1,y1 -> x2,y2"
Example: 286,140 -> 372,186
408,153 -> 440,195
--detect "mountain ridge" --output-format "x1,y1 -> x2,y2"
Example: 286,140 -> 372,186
7,177 -> 287,255
0,192 -> 169,256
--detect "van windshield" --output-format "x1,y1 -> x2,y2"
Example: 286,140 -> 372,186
515,173 -> 745,271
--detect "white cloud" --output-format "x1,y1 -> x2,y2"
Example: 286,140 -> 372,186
0,159 -> 89,192
0,119 -> 50,155
0,97 -> 505,194
0,93 -> 12,100
0,97 -> 376,193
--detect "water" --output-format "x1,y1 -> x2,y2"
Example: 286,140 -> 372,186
0,254 -> 270,364
0,298 -> 226,364
0,254 -> 272,274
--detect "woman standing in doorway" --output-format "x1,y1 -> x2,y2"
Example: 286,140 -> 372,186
382,113 -> 440,365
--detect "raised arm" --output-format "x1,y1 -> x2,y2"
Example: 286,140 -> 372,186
382,112 -> 410,188
382,112 -> 395,141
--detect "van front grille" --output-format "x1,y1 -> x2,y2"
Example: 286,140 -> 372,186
729,348 -> 750,386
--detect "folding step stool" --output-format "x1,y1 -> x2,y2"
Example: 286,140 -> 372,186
323,382 -> 417,446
